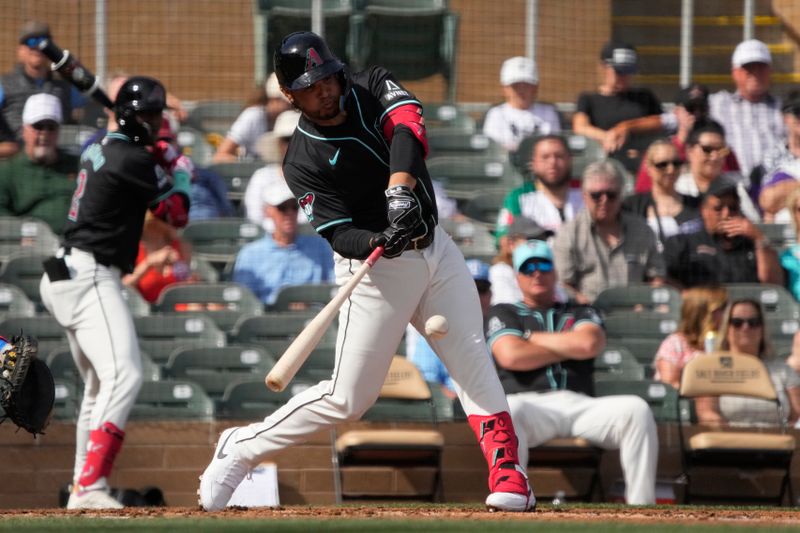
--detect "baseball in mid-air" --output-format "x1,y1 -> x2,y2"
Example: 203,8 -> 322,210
425,315 -> 449,339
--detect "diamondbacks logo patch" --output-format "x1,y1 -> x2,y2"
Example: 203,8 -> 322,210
305,48 -> 323,72
486,316 -> 504,338
299,192 -> 315,221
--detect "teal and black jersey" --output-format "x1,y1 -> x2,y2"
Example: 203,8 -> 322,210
282,66 -> 437,259
485,302 -> 604,396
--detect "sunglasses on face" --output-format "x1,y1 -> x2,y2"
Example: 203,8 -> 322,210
730,317 -> 762,329
698,144 -> 728,156
31,121 -> 58,132
651,159 -> 683,170
519,259 -> 554,276
275,202 -> 299,213
23,36 -> 46,49
588,190 -> 619,202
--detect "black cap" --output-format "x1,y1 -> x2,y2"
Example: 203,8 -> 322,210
675,83 -> 709,108
19,20 -> 51,45
507,217 -> 554,241
600,42 -> 638,74
703,177 -> 739,201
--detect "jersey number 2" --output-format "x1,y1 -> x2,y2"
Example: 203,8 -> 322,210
68,169 -> 88,222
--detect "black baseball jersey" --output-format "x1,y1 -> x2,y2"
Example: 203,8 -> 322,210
62,132 -> 166,273
283,66 -> 437,258
485,302 -> 604,396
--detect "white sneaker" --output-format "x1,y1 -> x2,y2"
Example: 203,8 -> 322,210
198,427 -> 251,511
485,464 -> 536,512
67,479 -> 124,510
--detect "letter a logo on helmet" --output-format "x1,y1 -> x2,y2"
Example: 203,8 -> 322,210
305,48 -> 323,72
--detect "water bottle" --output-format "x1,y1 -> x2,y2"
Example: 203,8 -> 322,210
704,330 -> 717,353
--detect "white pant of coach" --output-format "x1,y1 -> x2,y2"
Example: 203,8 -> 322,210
507,390 -> 658,505
234,225 -> 511,462
39,247 -> 143,481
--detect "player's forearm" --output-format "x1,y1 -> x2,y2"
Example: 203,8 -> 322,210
612,115 -> 663,135
756,244 -> 784,285
327,223 -> 378,259
527,327 -> 605,361
492,336 -> 568,371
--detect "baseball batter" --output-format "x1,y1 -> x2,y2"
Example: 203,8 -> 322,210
199,32 -> 535,512
39,76 -> 192,509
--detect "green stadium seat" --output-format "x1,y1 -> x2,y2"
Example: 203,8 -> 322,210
129,380 -> 215,421
593,345 -> 647,382
427,130 -> 502,159
594,284 -> 682,318
185,100 -> 243,136
604,311 -> 675,366
176,127 -> 215,168
46,346 -> 161,383
724,283 -> 799,318
755,222 -> 795,248
122,286 -> 151,317
270,283 -> 338,312
218,378 -> 314,420
0,282 -> 36,319
423,103 -> 476,132
154,282 -> 264,334
594,379 -> 679,423
0,218 -> 59,265
230,311 -> 316,343
52,380 -> 79,421
0,315 -> 67,357
460,188 -> 507,228
134,314 -> 226,364
190,256 -> 221,283
181,218 -> 264,274
426,155 -> 521,201
164,345 -> 276,400
438,219 -> 496,262
205,161 -> 263,203
0,252 -> 49,307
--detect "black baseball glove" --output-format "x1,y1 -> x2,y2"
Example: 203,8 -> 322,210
0,335 -> 54,436
372,185 -> 423,258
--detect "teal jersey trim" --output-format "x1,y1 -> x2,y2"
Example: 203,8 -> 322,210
316,217 -> 353,232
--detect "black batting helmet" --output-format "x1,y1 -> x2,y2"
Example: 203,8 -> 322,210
274,31 -> 345,91
114,76 -> 166,144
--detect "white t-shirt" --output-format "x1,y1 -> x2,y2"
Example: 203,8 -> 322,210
226,105 -> 269,158
243,164 -> 308,232
482,102 -> 561,151
516,188 -> 584,234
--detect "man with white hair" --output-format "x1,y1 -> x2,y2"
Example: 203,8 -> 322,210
482,56 -> 561,152
0,92 -> 78,233
709,39 -> 785,179
553,160 -> 665,303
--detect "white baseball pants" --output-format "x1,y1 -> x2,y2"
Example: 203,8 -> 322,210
39,247 -> 143,480
507,389 -> 658,505
235,225 -> 511,462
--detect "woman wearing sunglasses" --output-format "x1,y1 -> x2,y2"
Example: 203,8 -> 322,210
623,139 -> 701,247
674,121 -> 760,221
697,299 -> 800,426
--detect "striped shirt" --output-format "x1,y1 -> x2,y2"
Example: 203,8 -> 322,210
708,90 -> 785,177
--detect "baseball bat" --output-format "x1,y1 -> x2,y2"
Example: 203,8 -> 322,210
36,37 -> 114,109
265,246 -> 384,392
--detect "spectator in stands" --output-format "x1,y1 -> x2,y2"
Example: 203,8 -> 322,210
663,177 -> 783,288
653,285 -> 728,389
0,93 -> 78,234
572,42 -> 663,175
232,178 -> 334,306
633,84 -> 741,193
244,110 -> 304,231
495,135 -> 582,241
779,187 -> 800,301
487,240 -> 658,505
756,91 -> 800,223
213,73 -> 291,162
122,210 -> 196,303
698,299 -> 800,426
553,160 -> 665,304
482,57 -> 561,152
709,39 -> 785,181
623,139 -> 702,247
0,21 -> 84,158
410,259 -> 492,399
674,121 -> 758,221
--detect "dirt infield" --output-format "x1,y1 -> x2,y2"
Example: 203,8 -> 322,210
3,505 -> 800,526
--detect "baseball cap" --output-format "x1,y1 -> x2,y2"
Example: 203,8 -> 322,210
22,93 -> 62,125
732,39 -> 771,67
512,240 -> 554,272
265,72 -> 289,102
262,178 -> 295,206
600,42 -> 638,74
466,259 -> 490,283
675,83 -> 709,108
19,20 -> 51,45
506,217 -> 554,241
500,56 -> 538,86
703,176 -> 739,201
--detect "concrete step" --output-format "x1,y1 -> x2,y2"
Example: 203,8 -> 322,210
613,0 -> 774,18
